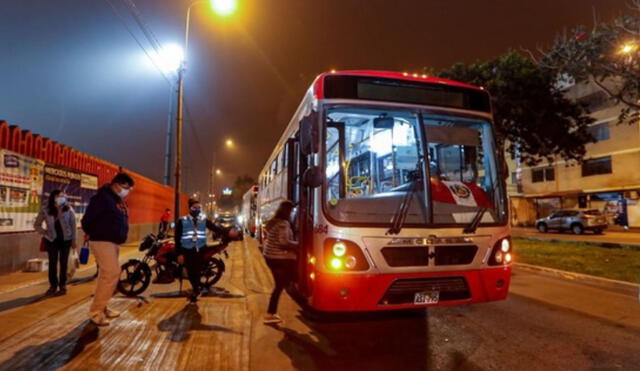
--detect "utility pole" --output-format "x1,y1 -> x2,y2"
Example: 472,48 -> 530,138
163,85 -> 174,185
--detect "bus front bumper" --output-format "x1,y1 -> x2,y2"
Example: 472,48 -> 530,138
308,266 -> 511,312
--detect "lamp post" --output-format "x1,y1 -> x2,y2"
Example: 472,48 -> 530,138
174,0 -> 237,224
208,138 -> 233,214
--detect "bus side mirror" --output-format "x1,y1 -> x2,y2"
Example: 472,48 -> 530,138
302,166 -> 323,188
300,111 -> 319,156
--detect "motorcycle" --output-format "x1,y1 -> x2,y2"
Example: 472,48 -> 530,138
117,229 -> 234,297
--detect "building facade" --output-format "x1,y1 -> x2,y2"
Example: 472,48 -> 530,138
508,80 -> 640,228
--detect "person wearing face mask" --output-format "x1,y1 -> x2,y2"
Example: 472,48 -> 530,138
81,172 -> 135,326
34,189 -> 77,296
175,199 -> 227,303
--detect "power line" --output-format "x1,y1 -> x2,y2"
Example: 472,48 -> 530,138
103,0 -> 172,85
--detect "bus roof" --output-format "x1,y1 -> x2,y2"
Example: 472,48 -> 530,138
312,70 -> 485,98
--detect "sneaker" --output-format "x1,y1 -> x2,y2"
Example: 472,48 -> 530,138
44,287 -> 57,296
263,314 -> 283,324
90,312 -> 110,326
104,307 -> 120,319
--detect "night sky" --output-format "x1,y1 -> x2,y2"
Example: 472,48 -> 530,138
0,0 -> 631,195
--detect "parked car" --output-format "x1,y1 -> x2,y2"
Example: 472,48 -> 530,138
536,209 -> 608,235
215,212 -> 244,240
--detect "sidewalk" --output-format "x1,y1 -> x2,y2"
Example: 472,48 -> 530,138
512,226 -> 640,248
0,243 -> 140,296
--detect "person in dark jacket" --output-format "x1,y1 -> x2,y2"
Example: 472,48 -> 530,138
81,173 -> 134,326
34,189 -> 77,296
175,199 -> 230,303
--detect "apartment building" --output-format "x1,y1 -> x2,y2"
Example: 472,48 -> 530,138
508,80 -> 640,228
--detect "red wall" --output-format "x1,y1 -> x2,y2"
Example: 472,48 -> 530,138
0,120 -> 188,224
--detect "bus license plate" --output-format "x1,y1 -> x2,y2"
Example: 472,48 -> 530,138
414,291 -> 439,305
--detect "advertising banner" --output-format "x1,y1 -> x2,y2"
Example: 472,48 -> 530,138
42,166 -> 98,218
0,149 -> 45,232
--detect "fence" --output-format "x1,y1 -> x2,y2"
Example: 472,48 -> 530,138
0,120 -> 188,273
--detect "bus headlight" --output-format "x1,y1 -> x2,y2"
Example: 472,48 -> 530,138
324,238 -> 369,271
332,241 -> 347,257
330,258 -> 343,270
501,238 -> 510,253
345,255 -> 357,269
489,237 -> 512,266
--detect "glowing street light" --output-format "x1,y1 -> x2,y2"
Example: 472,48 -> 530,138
619,42 -> 638,55
216,168 -> 222,175
225,138 -> 234,148
157,43 -> 184,73
211,0 -> 237,17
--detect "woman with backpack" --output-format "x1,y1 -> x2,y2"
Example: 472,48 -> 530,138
34,190 -> 77,296
263,200 -> 298,324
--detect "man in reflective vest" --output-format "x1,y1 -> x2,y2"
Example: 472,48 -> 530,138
175,199 -> 224,303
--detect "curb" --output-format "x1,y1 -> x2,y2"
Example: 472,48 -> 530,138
0,244 -> 140,296
513,235 -> 640,250
514,262 -> 640,299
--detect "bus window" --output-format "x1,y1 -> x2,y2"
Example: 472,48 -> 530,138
324,105 -> 426,225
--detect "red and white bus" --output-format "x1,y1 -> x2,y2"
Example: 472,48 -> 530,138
257,70 -> 511,312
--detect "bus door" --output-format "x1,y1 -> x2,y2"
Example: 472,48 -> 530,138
287,134 -> 309,295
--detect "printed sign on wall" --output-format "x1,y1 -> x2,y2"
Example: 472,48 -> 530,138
0,150 -> 45,232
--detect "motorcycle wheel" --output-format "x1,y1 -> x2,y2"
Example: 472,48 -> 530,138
200,257 -> 225,289
117,260 -> 152,297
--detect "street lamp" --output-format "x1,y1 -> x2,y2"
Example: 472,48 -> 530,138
158,43 -> 184,186
211,0 -> 238,17
174,0 -> 237,224
619,42 -> 637,55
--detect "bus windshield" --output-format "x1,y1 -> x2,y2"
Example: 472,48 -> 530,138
323,104 -> 506,227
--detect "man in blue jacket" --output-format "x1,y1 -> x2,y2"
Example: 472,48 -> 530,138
81,173 -> 134,326
175,199 -> 230,303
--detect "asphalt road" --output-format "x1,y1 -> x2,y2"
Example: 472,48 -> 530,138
0,238 -> 638,370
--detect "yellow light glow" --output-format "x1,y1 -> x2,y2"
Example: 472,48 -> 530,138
330,258 -> 343,270
309,256 -> 316,265
225,139 -> 234,147
309,272 -> 315,280
330,69 -> 337,74
620,43 -> 638,55
412,73 -> 418,78
211,0 -> 237,16
216,169 -> 222,175
505,253 -> 512,263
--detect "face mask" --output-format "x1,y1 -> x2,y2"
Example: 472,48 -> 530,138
56,197 -> 66,206
117,188 -> 130,199
190,209 -> 201,218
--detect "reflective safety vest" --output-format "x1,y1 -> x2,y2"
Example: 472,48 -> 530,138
180,215 -> 207,250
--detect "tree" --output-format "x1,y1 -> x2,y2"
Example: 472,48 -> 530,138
538,1 -> 640,124
438,51 -> 595,166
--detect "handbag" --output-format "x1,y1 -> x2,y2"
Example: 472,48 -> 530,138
67,248 -> 80,278
79,242 -> 90,264
39,237 -> 47,252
